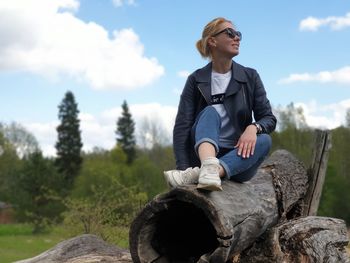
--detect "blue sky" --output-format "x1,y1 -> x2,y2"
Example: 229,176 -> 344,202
1,0 -> 350,156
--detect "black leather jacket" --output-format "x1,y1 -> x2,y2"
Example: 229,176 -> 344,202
173,61 -> 277,170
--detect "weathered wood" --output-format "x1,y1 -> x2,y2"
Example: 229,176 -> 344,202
303,130 -> 332,216
15,234 -> 132,263
129,150 -> 309,263
238,216 -> 350,263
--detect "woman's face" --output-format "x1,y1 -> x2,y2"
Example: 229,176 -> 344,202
211,21 -> 240,59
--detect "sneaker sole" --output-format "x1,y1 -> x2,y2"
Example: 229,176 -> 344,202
197,183 -> 223,191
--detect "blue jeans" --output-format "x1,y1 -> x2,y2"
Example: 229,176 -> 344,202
192,106 -> 272,182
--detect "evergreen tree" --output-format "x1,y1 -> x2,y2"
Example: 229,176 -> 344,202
116,100 -> 136,164
55,91 -> 83,191
12,151 -> 64,233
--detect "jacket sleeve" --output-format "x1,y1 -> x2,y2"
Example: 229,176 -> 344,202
252,72 -> 277,134
173,75 -> 197,170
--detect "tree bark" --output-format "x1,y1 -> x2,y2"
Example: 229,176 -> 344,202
129,150 -> 310,262
239,216 -> 349,263
15,234 -> 132,263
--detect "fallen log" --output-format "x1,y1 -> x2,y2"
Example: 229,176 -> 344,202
15,234 -> 132,263
239,216 -> 349,263
129,149 -> 310,262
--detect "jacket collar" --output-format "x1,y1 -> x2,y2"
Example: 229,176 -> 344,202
195,61 -> 247,103
195,60 -> 248,83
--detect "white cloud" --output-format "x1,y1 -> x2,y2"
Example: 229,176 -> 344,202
24,103 -> 177,156
278,66 -> 350,85
295,99 -> 350,129
0,0 -> 164,90
112,0 -> 136,7
177,70 -> 190,78
172,88 -> 182,95
299,12 -> 350,31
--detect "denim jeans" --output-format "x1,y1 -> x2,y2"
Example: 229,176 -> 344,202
192,106 -> 272,182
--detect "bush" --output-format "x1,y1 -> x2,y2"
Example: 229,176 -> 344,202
63,177 -> 147,245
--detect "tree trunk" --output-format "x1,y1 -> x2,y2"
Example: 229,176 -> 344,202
129,150 -> 310,262
239,216 -> 349,263
15,234 -> 132,263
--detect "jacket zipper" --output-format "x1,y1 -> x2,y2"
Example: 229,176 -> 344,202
198,84 -> 210,105
242,84 -> 247,125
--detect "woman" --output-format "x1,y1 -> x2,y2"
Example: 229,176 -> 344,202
164,17 -> 276,191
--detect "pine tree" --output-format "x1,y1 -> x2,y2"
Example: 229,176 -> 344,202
116,100 -> 136,164
55,91 -> 83,191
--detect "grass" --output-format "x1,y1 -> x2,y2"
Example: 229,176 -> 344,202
0,224 -> 70,263
0,223 -> 130,263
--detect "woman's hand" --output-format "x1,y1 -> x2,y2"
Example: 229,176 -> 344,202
235,125 -> 257,158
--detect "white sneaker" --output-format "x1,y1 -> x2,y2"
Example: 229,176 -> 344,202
197,157 -> 222,191
163,167 -> 200,188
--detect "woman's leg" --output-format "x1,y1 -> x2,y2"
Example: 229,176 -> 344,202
193,106 -> 224,190
164,106 -> 223,188
219,134 -> 272,182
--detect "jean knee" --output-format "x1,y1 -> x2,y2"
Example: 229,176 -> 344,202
202,106 -> 220,118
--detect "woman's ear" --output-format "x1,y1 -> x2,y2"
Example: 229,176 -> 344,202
208,37 -> 217,48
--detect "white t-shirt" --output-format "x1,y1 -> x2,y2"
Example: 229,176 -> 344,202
211,70 -> 235,148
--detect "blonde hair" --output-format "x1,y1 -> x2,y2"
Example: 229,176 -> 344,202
196,17 -> 232,59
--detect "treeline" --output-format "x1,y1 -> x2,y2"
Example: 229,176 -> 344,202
0,91 -> 174,240
0,93 -> 349,242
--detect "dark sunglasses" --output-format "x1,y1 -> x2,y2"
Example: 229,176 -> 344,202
212,28 -> 242,40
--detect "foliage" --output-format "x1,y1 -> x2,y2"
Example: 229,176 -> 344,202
55,91 -> 83,193
72,146 -> 128,198
0,130 -> 21,202
128,155 -> 168,199
116,100 -> 136,164
63,177 -> 147,244
271,128 -> 315,167
10,152 -> 65,233
0,122 -> 39,158
318,126 -> 350,223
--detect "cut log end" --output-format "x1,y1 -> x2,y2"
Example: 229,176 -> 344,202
129,187 -> 228,262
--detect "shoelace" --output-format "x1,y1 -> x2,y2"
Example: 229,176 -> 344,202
203,164 -> 220,174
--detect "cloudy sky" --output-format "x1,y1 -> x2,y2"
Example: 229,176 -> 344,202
1,0 -> 349,156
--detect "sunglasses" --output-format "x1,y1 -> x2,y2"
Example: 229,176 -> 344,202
212,28 -> 242,40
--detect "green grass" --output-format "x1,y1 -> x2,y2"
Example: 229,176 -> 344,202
0,224 -> 70,263
0,224 -> 130,263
